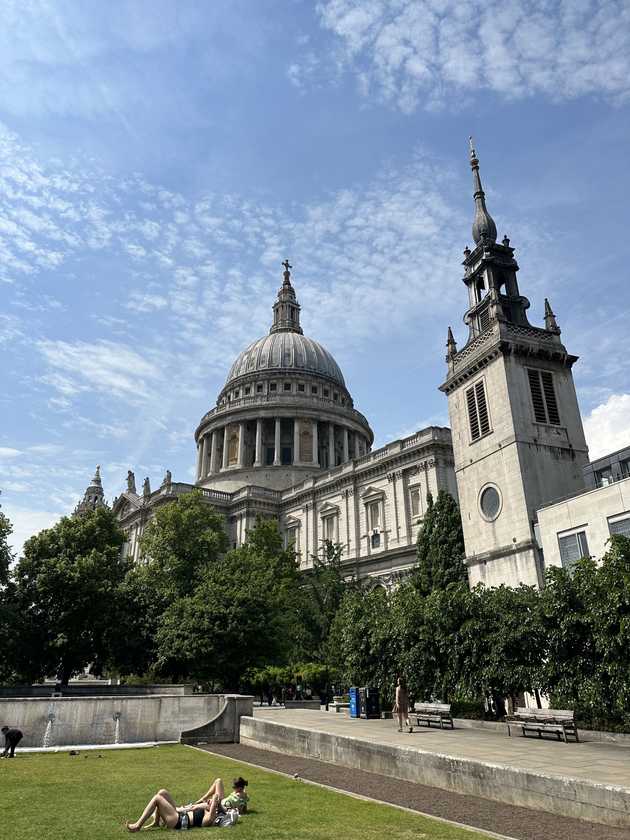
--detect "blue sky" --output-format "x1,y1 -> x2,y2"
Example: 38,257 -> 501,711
2,0 -> 630,553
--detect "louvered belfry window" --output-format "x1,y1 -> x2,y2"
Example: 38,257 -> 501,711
466,379 -> 491,441
527,368 -> 561,425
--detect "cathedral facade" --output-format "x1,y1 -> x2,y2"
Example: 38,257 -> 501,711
84,143 -> 614,591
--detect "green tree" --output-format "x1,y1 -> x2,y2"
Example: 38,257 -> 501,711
154,518 -> 301,688
14,506 -> 127,684
413,491 -> 467,596
0,507 -> 20,683
302,540 -> 355,661
139,490 -> 228,598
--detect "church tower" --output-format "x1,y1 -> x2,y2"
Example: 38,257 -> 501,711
440,141 -> 589,588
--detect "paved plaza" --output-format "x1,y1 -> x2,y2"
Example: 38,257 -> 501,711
254,706 -> 630,790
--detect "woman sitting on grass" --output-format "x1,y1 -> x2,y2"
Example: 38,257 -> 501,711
126,788 -> 219,831
196,776 -> 249,814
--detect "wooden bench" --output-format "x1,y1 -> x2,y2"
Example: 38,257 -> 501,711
506,708 -> 579,743
413,702 -> 454,730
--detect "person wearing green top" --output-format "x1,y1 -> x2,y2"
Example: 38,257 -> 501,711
196,776 -> 249,814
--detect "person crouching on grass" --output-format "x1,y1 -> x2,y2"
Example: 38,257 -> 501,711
196,776 -> 249,815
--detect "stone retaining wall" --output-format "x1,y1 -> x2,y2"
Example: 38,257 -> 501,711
0,694 -> 252,747
240,715 -> 630,828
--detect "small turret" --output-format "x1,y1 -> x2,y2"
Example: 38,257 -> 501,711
446,326 -> 458,373
544,298 -> 561,334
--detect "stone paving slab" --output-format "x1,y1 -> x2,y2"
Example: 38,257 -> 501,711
254,707 -> 630,789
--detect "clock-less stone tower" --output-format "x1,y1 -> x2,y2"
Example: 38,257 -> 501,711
440,141 -> 589,588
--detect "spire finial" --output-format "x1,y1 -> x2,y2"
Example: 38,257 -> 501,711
469,137 -> 497,247
282,259 -> 292,285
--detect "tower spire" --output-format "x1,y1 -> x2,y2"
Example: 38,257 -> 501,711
270,259 -> 303,335
74,465 -> 106,516
469,137 -> 497,247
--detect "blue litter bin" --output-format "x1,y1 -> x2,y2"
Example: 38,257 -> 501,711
349,686 -> 359,718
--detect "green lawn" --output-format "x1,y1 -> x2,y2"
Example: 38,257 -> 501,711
1,744 -> 492,840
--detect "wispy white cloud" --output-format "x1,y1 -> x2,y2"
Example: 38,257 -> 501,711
583,393 -> 630,461
314,0 -> 630,112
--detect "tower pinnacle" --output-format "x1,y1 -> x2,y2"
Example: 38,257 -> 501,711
469,137 -> 497,247
74,465 -> 106,516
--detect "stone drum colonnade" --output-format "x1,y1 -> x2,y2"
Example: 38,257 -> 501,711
196,416 -> 369,481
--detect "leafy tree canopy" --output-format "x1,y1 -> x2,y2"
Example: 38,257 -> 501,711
138,489 -> 228,599
413,490 -> 467,596
14,506 -> 127,684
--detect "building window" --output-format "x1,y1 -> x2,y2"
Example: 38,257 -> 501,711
558,530 -> 589,570
333,392 -> 338,401
312,386 -> 318,395
323,388 -> 329,397
298,383 -> 305,392
621,459 -> 630,478
285,526 -> 299,552
479,484 -> 501,521
270,383 -> 277,392
283,382 -> 291,391
234,390 -> 239,398
367,500 -> 381,531
466,379 -> 491,441
281,446 -> 292,465
371,532 -> 381,549
322,515 -> 336,543
244,386 -> 250,395
527,368 -> 560,425
609,515 -> 630,538
595,467 -> 613,488
410,488 -> 421,518
256,384 -> 263,393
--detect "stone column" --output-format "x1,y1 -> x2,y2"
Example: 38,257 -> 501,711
254,419 -> 263,467
312,420 -> 319,465
354,433 -> 361,459
195,441 -> 203,480
293,418 -> 300,465
328,423 -> 335,468
222,426 -> 229,470
238,422 -> 246,468
201,435 -> 209,477
343,428 -> 349,462
211,431 -> 220,474
208,431 -> 216,474
273,418 -> 281,465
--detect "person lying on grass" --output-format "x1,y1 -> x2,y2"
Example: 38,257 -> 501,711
126,788 -> 222,831
148,776 -> 249,828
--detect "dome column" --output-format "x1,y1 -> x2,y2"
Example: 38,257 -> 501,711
354,433 -> 361,459
238,422 -> 246,468
196,441 -> 203,480
254,419 -> 263,467
293,419 -> 300,465
201,435 -> 209,477
312,420 -> 319,466
328,423 -> 335,468
209,431 -> 219,474
343,428 -> 349,463
273,418 -> 281,466
222,426 -> 229,470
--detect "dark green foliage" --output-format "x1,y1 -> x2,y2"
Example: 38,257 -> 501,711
138,489 -> 228,598
13,506 -> 127,684
413,491 -> 467,595
154,518 -> 303,689
540,535 -> 630,722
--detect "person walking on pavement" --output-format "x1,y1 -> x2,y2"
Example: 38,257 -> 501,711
1,726 -> 23,757
393,677 -> 413,733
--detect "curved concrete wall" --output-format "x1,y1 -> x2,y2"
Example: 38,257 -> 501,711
0,694 -> 227,747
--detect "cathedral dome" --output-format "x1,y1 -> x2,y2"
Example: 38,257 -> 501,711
225,331 -> 345,388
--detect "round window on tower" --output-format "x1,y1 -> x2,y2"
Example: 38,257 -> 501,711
479,484 -> 502,522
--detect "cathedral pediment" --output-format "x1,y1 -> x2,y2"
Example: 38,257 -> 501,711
360,486 -> 385,501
